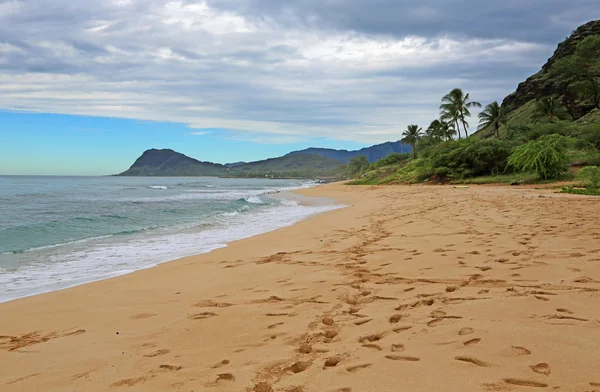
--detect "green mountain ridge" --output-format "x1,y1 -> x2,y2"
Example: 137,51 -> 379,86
119,149 -> 226,176
117,148 -> 345,178
286,141 -> 410,163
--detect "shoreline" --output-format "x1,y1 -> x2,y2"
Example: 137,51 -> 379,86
0,183 -> 344,305
1,183 -> 599,391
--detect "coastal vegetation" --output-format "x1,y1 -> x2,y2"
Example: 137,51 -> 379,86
401,125 -> 423,159
346,21 -> 600,192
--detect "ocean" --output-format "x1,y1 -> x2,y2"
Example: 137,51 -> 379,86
0,176 -> 341,303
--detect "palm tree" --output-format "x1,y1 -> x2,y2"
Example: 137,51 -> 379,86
533,96 -> 568,123
440,88 -> 481,138
402,124 -> 423,159
425,120 -> 443,141
477,101 -> 507,138
426,119 -> 457,142
439,120 -> 457,141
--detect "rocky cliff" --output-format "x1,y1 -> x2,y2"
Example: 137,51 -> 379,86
502,20 -> 600,119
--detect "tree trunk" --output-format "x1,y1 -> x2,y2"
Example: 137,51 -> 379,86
455,121 -> 462,139
412,144 -> 416,159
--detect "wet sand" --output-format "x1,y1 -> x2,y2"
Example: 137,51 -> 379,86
1,183 -> 599,392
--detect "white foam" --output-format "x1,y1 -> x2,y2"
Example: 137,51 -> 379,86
148,185 -> 168,190
0,201 -> 345,303
245,196 -> 263,204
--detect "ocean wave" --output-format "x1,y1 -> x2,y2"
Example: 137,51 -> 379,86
279,199 -> 299,206
2,235 -> 114,255
0,201 -> 345,303
245,196 -> 264,204
148,185 -> 168,190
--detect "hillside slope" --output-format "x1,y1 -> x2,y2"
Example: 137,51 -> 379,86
118,149 -> 227,176
118,149 -> 344,177
286,141 -> 410,163
230,153 -> 343,177
502,20 -> 600,119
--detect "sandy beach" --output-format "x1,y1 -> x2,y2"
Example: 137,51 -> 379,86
1,183 -> 599,392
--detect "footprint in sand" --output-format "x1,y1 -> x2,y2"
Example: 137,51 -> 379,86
324,357 -> 341,368
359,333 -> 384,344
131,313 -> 157,320
454,356 -> 492,367
144,349 -> 170,357
354,318 -> 373,326
427,318 -> 443,327
393,326 -> 412,333
530,363 -> 551,376
556,308 -> 573,314
194,300 -> 233,308
288,361 -> 311,374
362,344 -> 383,351
391,344 -> 405,352
511,346 -> 532,355
385,355 -> 420,362
389,314 -> 403,324
463,338 -> 481,346
459,327 -> 474,335
322,316 -> 335,326
212,359 -> 231,368
503,378 -> 547,388
324,329 -> 339,339
189,312 -> 217,320
216,373 -> 235,382
253,382 -> 273,392
346,364 -> 372,373
159,364 -> 183,371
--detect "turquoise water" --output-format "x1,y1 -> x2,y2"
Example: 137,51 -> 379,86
0,176 -> 339,302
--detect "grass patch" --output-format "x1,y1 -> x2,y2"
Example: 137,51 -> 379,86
560,186 -> 600,196
449,172 -> 539,185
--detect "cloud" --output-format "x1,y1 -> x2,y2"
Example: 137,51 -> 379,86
0,1 -> 598,144
189,131 -> 210,135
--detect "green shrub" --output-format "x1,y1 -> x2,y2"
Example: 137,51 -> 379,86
506,124 -> 532,140
420,138 -> 517,180
370,153 -> 410,169
524,122 -> 571,140
576,166 -> 600,188
345,156 -> 370,177
571,125 -> 600,151
507,134 -> 571,179
560,186 -> 600,196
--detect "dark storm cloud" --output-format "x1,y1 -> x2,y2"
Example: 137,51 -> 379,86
205,0 -> 598,42
0,0 -> 597,143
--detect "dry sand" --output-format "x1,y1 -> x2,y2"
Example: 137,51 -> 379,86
1,183 -> 600,392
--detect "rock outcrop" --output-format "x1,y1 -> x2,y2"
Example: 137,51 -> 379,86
502,20 -> 600,119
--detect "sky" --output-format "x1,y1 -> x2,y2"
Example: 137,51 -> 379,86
1,1 -> 598,175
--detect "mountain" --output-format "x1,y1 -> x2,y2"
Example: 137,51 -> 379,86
501,20 -> 600,122
286,141 -> 410,163
118,149 -> 227,176
117,149 -> 343,177
224,162 -> 246,168
118,140 -> 410,177
229,154 -> 343,177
